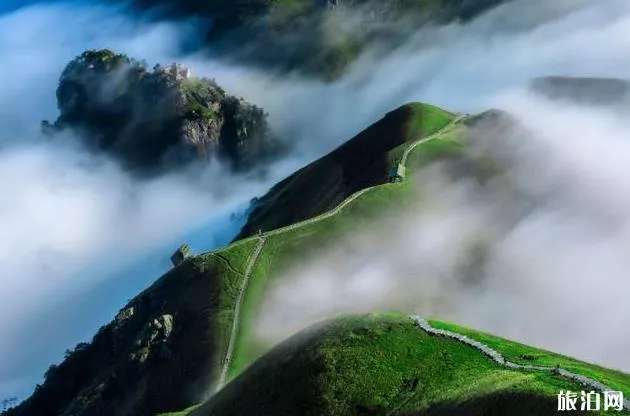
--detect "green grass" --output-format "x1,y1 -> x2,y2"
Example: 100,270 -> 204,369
181,78 -> 224,122
386,105 -> 456,167
227,106 -> 460,378
182,247 -> 256,375
201,101 -> 629,415
234,102 -> 456,240
317,315 -> 582,414
197,314 -> 623,416
430,320 -> 630,400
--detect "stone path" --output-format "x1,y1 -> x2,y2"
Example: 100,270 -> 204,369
214,116 -> 463,389
411,315 -> 630,410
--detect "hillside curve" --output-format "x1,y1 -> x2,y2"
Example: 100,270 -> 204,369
213,114 -> 465,388
412,316 -> 630,411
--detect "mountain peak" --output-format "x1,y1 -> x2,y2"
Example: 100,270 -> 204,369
43,49 -> 284,175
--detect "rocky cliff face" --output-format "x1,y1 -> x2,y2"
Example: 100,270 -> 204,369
43,49 -> 283,175
5,256 -> 227,416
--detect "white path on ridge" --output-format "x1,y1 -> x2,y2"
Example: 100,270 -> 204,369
214,116 -> 463,390
411,315 -> 630,411
216,236 -> 267,389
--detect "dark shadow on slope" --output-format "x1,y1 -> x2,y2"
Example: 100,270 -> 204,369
233,103 -> 453,240
6,257 -> 229,416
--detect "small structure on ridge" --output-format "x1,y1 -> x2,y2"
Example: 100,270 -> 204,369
390,163 -> 406,183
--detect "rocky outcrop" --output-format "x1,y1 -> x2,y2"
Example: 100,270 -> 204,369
43,49 -> 284,175
131,314 -> 175,362
171,244 -> 192,267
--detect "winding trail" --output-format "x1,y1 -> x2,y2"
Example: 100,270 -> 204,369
411,316 -> 630,410
207,113 -> 630,409
217,236 -> 267,389
214,116 -> 463,389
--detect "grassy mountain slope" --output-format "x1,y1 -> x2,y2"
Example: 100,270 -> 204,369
193,314 -> 625,416
235,103 -> 455,239
430,321 -> 630,400
15,101 -> 613,416
10,101 -> 464,416
5,255 -> 247,416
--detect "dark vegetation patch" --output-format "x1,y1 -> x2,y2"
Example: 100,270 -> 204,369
44,49 -> 281,176
6,256 -> 243,416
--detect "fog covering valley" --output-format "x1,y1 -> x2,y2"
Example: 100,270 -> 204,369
2,0 -> 630,404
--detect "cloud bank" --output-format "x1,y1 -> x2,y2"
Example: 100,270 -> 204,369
255,90 -> 630,373
251,0 -> 630,373
185,0 -> 630,163
0,1 -> 288,401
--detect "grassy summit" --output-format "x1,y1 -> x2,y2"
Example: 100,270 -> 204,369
430,321 -> 630,400
192,314 -> 625,416
235,102 -> 455,239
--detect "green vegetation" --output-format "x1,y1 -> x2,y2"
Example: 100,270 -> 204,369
181,78 -> 224,122
195,314 -> 620,416
28,98 -> 630,415
236,102 -> 456,239
227,103 -> 460,378
310,34 -> 364,81
430,320 -> 630,399
184,102 -> 218,122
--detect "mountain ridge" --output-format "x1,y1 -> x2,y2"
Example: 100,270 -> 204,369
8,97 -> 630,416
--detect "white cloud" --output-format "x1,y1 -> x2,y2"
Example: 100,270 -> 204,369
0,1 -> 283,401
5,0 -> 630,404
254,91 -> 630,373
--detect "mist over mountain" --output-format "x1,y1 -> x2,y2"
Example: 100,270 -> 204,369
44,49 -> 284,175
112,0 -> 512,79
3,0 -> 630,415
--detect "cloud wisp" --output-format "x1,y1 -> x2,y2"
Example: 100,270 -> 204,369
0,1 -> 290,401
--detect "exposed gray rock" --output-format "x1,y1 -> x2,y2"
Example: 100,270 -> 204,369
171,244 -> 191,267
43,49 -> 284,176
115,306 -> 135,327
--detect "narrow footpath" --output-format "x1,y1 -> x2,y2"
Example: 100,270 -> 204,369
215,116 -> 463,389
411,315 -> 630,410
217,236 -> 267,389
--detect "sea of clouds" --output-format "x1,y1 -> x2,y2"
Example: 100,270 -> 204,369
3,0 -> 630,404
